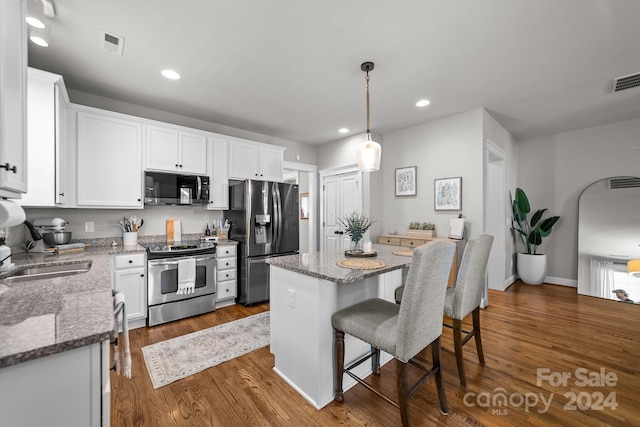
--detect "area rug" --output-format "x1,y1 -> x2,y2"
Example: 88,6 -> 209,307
142,311 -> 270,389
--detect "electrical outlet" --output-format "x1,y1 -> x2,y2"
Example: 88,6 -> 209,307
84,221 -> 94,232
288,289 -> 295,308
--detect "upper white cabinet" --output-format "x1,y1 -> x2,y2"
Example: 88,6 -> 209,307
0,0 -> 28,197
207,137 -> 229,210
228,140 -> 285,182
76,109 -> 143,208
18,68 -> 70,207
145,124 -> 207,175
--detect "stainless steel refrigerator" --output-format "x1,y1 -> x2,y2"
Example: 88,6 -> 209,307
225,179 -> 299,305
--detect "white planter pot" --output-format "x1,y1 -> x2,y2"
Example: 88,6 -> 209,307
517,253 -> 547,285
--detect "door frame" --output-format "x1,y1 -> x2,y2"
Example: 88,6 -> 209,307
283,161 -> 318,253
484,138 -> 507,303
319,164 -> 362,252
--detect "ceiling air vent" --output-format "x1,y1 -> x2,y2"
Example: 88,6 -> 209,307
612,72 -> 640,93
608,177 -> 640,189
99,30 -> 124,56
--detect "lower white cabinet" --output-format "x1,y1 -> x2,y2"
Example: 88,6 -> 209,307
0,340 -> 110,427
216,244 -> 237,307
110,252 -> 147,328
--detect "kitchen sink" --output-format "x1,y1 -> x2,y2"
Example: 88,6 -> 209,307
0,261 -> 92,283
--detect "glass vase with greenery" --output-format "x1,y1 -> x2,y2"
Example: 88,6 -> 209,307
338,211 -> 376,252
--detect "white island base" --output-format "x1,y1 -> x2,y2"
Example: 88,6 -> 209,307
269,264 -> 406,409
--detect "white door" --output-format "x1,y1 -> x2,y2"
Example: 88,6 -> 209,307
322,171 -> 361,252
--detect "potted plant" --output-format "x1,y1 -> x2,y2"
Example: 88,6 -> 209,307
511,188 -> 561,285
338,211 -> 376,253
407,221 -> 436,238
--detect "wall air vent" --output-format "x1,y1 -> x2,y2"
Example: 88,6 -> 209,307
612,72 -> 640,93
99,30 -> 125,56
608,177 -> 640,189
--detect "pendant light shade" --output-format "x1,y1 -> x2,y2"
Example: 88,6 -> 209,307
628,259 -> 640,278
357,62 -> 381,172
357,133 -> 381,172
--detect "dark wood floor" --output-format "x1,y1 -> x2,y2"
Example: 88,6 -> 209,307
111,282 -> 640,426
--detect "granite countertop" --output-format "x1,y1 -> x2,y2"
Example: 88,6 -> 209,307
266,244 -> 412,284
0,244 -> 146,368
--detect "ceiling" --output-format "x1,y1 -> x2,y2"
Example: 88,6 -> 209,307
25,0 -> 640,146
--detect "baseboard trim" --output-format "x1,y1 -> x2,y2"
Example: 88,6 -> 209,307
500,275 -> 577,290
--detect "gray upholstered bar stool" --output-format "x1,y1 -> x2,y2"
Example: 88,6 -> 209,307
332,240 -> 456,427
443,234 -> 493,387
395,234 -> 494,387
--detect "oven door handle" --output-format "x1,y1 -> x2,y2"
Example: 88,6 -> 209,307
149,255 -> 216,266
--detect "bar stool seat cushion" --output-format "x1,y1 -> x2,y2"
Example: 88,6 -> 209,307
332,298 -> 399,356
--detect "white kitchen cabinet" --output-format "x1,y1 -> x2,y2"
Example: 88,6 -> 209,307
0,0 -> 28,198
76,109 -> 143,208
207,137 -> 229,210
216,244 -> 237,307
110,252 -> 147,329
145,124 -> 208,175
18,68 -> 70,207
228,140 -> 285,182
0,340 -> 110,427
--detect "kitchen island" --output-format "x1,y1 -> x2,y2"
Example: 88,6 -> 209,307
266,244 -> 412,409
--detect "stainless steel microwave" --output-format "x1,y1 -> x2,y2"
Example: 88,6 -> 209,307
144,172 -> 210,206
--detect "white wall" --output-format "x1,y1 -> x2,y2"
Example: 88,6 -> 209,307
381,109 -> 485,239
517,117 -> 640,282
7,206 -> 224,247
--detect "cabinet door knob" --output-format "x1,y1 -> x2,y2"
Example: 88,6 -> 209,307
175,164 -> 179,167
128,260 -> 133,263
140,274 -> 145,277
59,192 -> 65,196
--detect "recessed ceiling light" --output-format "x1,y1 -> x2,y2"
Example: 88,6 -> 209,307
339,128 -> 349,134
416,99 -> 431,107
25,16 -> 45,29
30,36 -> 49,47
161,69 -> 180,80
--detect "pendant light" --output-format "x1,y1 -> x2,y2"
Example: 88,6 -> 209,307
357,62 -> 381,172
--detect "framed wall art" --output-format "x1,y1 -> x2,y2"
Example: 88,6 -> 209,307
395,166 -> 417,197
434,176 -> 462,211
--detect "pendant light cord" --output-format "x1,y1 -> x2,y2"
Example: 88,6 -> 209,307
365,72 -> 371,133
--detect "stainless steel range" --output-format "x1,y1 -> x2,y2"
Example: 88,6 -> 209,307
143,240 -> 217,326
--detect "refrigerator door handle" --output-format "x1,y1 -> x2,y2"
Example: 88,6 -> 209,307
271,183 -> 279,249
275,183 -> 283,249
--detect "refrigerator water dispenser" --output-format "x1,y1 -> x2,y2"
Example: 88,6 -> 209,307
254,215 -> 271,244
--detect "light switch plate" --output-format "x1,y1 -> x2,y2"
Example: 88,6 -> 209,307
84,221 -> 94,232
